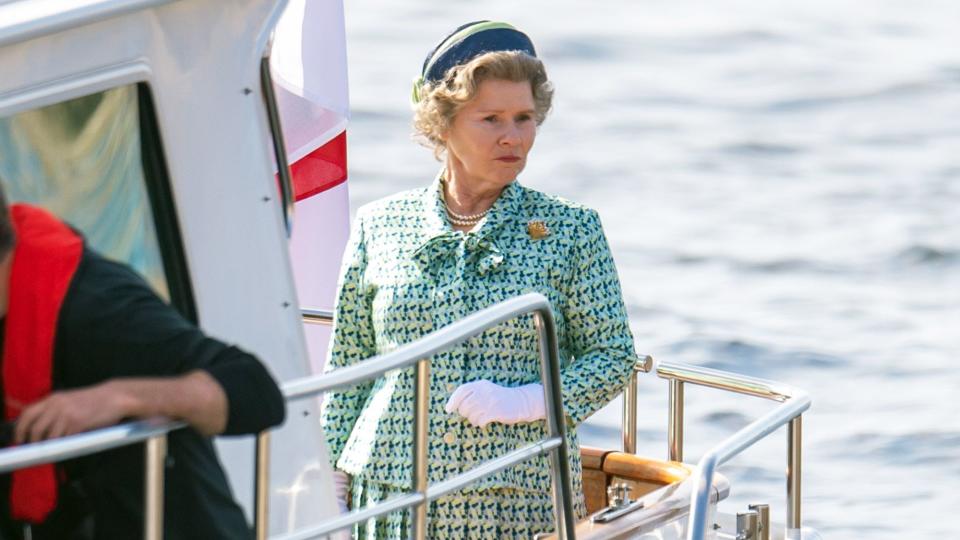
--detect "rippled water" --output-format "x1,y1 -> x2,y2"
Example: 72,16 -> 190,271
343,2 -> 960,538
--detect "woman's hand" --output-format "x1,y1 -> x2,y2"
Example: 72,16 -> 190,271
444,380 -> 545,428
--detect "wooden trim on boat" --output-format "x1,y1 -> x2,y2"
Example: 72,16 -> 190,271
538,447 -> 729,540
580,446 -> 692,513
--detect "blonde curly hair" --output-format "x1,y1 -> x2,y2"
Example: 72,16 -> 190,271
413,51 -> 554,160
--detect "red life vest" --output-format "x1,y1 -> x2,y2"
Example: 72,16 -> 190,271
3,204 -> 83,523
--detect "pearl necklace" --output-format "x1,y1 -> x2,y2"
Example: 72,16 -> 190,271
445,204 -> 488,224
441,180 -> 490,226
446,212 -> 484,227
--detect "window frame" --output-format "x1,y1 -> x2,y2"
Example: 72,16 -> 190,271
136,82 -> 197,322
0,78 -> 198,322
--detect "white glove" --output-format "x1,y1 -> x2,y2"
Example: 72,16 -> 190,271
332,470 -> 350,514
444,380 -> 546,428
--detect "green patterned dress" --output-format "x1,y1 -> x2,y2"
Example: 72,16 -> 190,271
320,176 -> 638,539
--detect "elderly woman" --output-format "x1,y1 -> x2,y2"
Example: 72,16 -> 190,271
320,21 -> 638,539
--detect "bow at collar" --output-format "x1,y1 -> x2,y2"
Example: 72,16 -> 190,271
413,231 -> 505,278
412,172 -> 524,279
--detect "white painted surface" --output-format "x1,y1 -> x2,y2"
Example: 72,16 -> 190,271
0,0 -> 341,534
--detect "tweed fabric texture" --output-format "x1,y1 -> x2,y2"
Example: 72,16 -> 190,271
320,175 -> 638,499
350,478 -> 587,539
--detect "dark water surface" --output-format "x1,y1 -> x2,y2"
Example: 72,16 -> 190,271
343,2 -> 960,538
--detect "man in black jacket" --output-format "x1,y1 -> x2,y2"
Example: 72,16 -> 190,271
0,184 -> 286,539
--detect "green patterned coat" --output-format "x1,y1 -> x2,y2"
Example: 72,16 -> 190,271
320,176 -> 637,504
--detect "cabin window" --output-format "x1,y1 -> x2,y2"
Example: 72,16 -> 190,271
0,83 -> 196,320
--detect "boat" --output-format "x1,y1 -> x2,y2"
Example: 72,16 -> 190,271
0,1 -> 822,539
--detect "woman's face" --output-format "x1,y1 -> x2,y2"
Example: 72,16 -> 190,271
443,78 -> 537,190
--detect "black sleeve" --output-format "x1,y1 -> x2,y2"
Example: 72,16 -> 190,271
55,250 -> 285,435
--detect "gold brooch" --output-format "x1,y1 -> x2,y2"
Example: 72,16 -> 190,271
527,220 -> 549,240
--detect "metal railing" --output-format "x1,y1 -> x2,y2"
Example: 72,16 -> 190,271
301,307 -> 333,326
260,293 -> 577,540
653,362 -> 811,540
0,304 -> 808,540
0,418 -> 184,540
308,306 -> 811,539
621,355 -> 654,454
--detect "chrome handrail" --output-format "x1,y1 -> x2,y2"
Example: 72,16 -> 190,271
301,307 -> 333,326
256,293 -> 576,540
0,418 -> 183,540
621,355 -> 654,453
655,362 -> 811,540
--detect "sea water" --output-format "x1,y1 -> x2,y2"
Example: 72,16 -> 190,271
343,2 -> 960,538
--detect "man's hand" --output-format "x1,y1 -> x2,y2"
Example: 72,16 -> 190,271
14,381 -> 132,444
12,370 -> 228,444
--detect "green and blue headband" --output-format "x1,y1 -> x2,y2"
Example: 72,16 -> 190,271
412,20 -> 537,103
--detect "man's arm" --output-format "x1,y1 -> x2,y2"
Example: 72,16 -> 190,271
14,370 -> 228,444
35,250 -> 286,444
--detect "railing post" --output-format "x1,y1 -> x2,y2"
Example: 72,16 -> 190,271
622,355 -> 654,454
144,434 -> 167,540
787,415 -> 803,537
668,380 -> 684,462
622,370 -> 638,454
534,311 -> 576,540
254,431 -> 271,540
411,358 -> 430,540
